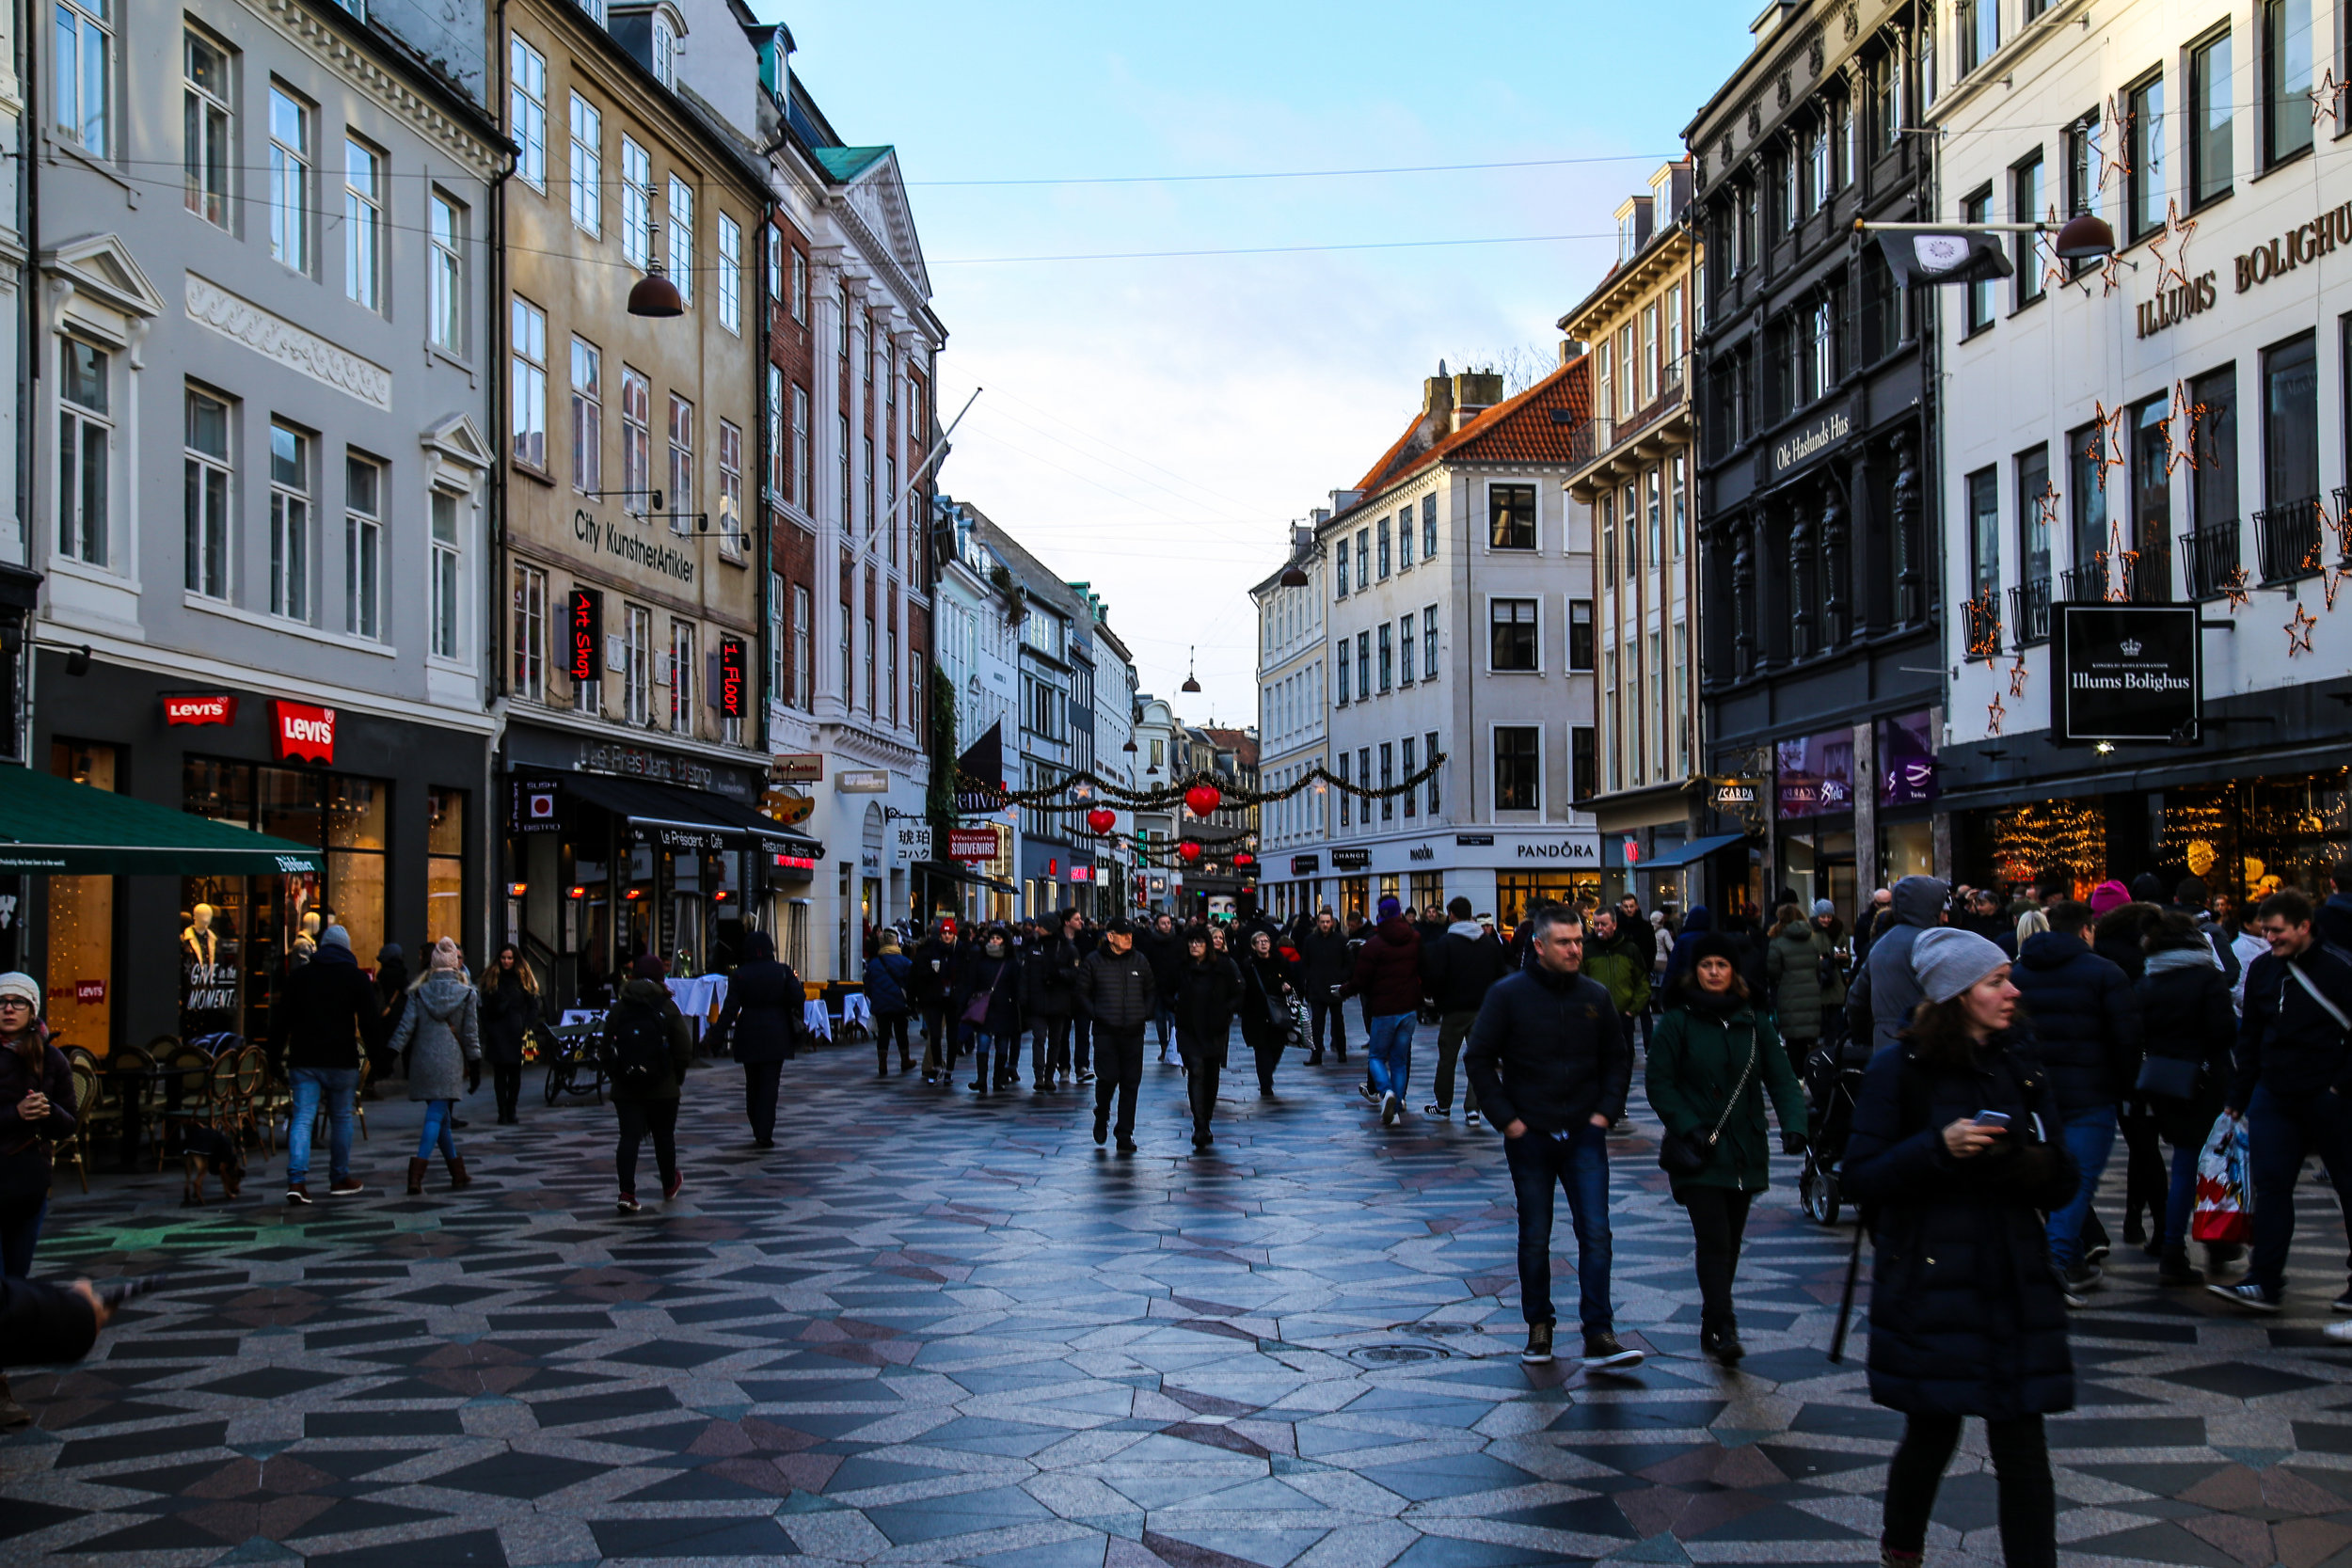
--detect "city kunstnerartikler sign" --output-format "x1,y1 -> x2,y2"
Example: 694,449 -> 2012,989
2051,603 -> 2201,745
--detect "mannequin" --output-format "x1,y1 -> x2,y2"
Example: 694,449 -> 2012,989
181,904 -> 218,967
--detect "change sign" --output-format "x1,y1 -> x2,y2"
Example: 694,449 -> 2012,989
2052,603 -> 2201,744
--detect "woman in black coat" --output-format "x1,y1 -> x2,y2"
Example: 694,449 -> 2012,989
714,930 -> 804,1148
2134,909 -> 2238,1285
1173,931 -> 1241,1148
951,927 -> 1023,1096
477,944 -> 540,1125
1843,927 -> 2078,1568
1237,930 -> 1297,1098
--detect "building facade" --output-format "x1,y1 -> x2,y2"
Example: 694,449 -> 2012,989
1251,529 -> 1331,924
1686,0 -> 1943,926
928,495 -> 1019,924
1070,582 -> 1139,918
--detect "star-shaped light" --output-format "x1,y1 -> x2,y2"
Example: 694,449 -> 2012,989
2034,481 -> 2062,543
2097,250 -> 2128,296
1987,693 -> 2008,736
2097,97 -> 2133,198
2222,565 -> 2251,610
2287,602 -> 2318,656
2037,202 -> 2072,295
2312,66 -> 2343,129
2008,655 -> 2029,698
2151,199 -> 2198,294
2088,402 -> 2126,490
2328,565 -> 2347,612
2163,380 -> 2207,477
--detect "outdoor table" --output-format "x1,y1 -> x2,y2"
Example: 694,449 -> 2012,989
559,1008 -> 607,1029
801,1000 -> 833,1040
841,992 -> 874,1032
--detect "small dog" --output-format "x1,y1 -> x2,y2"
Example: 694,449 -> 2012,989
180,1125 -> 246,1206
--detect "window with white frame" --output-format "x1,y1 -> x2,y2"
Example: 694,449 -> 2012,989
620,367 -> 649,512
570,338 -> 600,491
428,193 -> 464,354
791,248 -> 808,322
56,341 -> 110,567
1398,614 -> 1415,683
567,92 -> 600,234
56,0 -> 109,155
184,31 -> 230,225
511,297 -> 547,468
623,603 -> 650,723
431,491 -> 460,657
1495,726 -> 1540,811
669,618 -> 694,734
764,222 -> 781,302
269,421 -> 312,620
791,384 -> 810,513
513,562 -> 546,702
1422,605 -> 1437,675
651,9 -> 676,87
510,37 -> 546,188
667,177 -> 693,304
718,420 -> 742,555
716,214 -> 740,332
268,86 -> 311,272
765,365 -> 783,496
344,453 -> 382,640
1489,598 -> 1537,670
620,137 -> 650,267
666,394 -> 693,524
792,583 -> 812,707
343,137 -> 382,310
183,388 -> 230,598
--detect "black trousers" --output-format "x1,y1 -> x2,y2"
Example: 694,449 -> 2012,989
1071,1016 -> 1091,1074
492,1062 -> 522,1121
616,1100 -> 679,1195
1094,1026 -> 1146,1140
876,1011 -> 911,1069
1308,997 -> 1347,1058
1680,1186 -> 1755,1330
742,1059 -> 782,1143
1883,1413 -> 2054,1567
1188,1057 -> 1221,1138
2120,1104 -> 2166,1243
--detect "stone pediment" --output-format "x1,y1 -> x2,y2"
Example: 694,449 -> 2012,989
43,233 -> 166,321
831,150 -> 930,300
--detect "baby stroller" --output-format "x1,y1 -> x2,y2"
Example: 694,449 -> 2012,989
1799,1029 -> 1870,1226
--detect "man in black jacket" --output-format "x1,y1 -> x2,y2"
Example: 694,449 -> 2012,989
1295,910 -> 1353,1065
2217,889 -> 2352,1312
1073,919 -> 1157,1152
1422,898 -> 1508,1123
271,926 -> 382,1204
1139,913 -> 1184,1065
1023,912 -> 1081,1092
912,922 -> 963,1084
1465,906 -> 1641,1370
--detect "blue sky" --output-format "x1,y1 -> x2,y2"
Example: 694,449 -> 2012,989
771,1 -> 1758,723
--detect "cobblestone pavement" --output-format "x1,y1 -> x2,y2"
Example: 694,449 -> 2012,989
8,1033 -> 2352,1567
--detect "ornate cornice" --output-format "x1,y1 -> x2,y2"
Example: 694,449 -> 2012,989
246,0 -> 502,181
186,273 -> 393,409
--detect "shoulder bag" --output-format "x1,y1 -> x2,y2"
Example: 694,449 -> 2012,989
1659,1025 -> 1757,1177
961,963 -> 1005,1028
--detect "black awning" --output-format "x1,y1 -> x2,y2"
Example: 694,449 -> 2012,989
563,771 -> 826,858
914,859 -> 1016,895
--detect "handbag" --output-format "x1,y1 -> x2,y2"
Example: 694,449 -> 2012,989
2134,1052 -> 2201,1101
960,963 -> 1004,1028
1659,1027 -> 1757,1177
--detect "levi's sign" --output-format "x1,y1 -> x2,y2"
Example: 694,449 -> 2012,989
164,694 -> 238,726
273,701 -> 336,764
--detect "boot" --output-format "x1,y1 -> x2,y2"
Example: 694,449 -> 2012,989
446,1153 -> 471,1189
2157,1244 -> 2202,1285
406,1157 -> 428,1195
0,1371 -> 31,1432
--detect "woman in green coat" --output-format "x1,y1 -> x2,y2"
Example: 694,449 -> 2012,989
1646,933 -> 1810,1364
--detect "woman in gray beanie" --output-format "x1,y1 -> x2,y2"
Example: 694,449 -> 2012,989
1842,926 -> 2077,1568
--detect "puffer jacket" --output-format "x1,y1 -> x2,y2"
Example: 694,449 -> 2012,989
1463,964 -> 1630,1132
1174,956 -> 1241,1066
1020,936 -> 1078,1020
1581,926 -> 1653,1018
1842,1032 -> 2079,1420
1644,991 -> 1807,1194
717,955 -> 803,1063
2136,941 -> 2235,1146
1422,922 -> 1512,1016
602,977 -> 693,1103
2010,930 -> 2141,1115
1073,943 -> 1157,1029
1765,923 -> 1834,1039
1848,876 -> 1950,1054
389,972 -> 481,1101
865,950 -> 913,1015
1341,917 -> 1424,1016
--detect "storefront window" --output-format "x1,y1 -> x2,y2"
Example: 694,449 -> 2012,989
1496,872 -> 1601,928
427,788 -> 466,942
46,741 -> 117,1054
1878,819 -> 1936,890
1984,798 -> 2106,895
1339,875 -> 1370,920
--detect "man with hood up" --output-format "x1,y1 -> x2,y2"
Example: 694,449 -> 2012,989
1339,895 -> 1424,1126
1845,875 -> 1949,1054
273,924 -> 383,1204
1422,897 -> 1510,1123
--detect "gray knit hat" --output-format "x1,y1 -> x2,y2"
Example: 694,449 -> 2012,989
1912,927 -> 2011,1004
1811,899 -> 1835,919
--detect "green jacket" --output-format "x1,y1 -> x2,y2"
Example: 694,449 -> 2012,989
1645,997 -> 1808,1194
1583,930 -> 1652,1018
1765,924 -> 1841,1037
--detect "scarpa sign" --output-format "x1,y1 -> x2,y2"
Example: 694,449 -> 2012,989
1770,398 -> 1853,482
2051,603 -> 2201,744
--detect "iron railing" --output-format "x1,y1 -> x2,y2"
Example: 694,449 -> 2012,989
2123,539 -> 2172,604
2059,558 -> 2111,602
2008,576 -> 2052,645
1960,592 -> 2003,659
2179,521 -> 2242,601
2256,497 -> 2325,584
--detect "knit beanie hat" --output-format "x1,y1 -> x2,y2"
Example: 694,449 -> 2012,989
321,924 -> 352,951
2089,879 -> 2133,916
631,953 -> 668,982
1812,899 -> 1835,919
429,936 -> 463,972
1377,895 -> 1402,923
1912,927 -> 2011,1004
0,972 -> 40,1011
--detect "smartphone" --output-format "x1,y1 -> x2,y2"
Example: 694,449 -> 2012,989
1972,1111 -> 2012,1129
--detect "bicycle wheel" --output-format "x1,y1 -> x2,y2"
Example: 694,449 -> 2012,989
544,1061 -> 568,1105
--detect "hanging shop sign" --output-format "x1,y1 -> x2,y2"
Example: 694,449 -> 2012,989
1714,781 -> 1759,810
1291,854 -> 1320,876
892,821 -> 934,863
1769,397 -> 1853,483
947,827 -> 998,862
771,753 -> 824,784
1877,710 -> 1939,807
836,769 -> 890,793
1069,864 -> 1092,883
273,700 -> 336,764
761,790 -> 814,827
511,777 -> 564,834
716,638 -> 748,718
568,589 -> 601,683
2052,602 -> 2201,744
1330,847 -> 1372,871
1776,731 -> 1855,819
164,693 -> 237,726
2233,200 -> 2352,293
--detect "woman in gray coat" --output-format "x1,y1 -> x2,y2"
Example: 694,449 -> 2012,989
388,937 -> 481,1195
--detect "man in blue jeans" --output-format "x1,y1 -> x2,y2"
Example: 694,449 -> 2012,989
1339,896 -> 1424,1126
1465,904 -> 1642,1370
271,925 -> 383,1203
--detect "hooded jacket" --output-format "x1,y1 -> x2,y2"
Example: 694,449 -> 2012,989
604,976 -> 694,1102
2010,929 -> 2141,1114
1341,916 -> 1425,1016
1645,990 -> 1807,1194
864,948 -> 913,1015
1766,923 -> 1837,1039
1423,922 -> 1513,1016
1463,963 -> 1631,1132
1581,923 -> 1654,1018
1847,876 -> 1949,1055
389,971 -> 481,1101
718,933 -> 804,1063
272,942 -> 384,1074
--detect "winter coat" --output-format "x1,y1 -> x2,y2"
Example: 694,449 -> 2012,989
1237,950 -> 1295,1052
2091,906 -> 2152,984
1765,924 -> 1836,1039
2318,893 -> 2352,958
2010,930 -> 2142,1115
1422,923 -> 1513,1016
909,938 -> 962,1006
272,943 -> 383,1074
1842,1033 -> 2079,1421
1295,925 -> 1354,993
1073,944 -> 1157,1029
864,951 -> 913,1016
1811,918 -> 1851,1007
1174,956 -> 1241,1066
1581,927 -> 1654,1018
1847,876 -> 1950,1055
0,1273 -> 100,1367
2233,941 -> 2352,1107
1661,906 -> 1714,995
478,972 -> 539,1067
2137,942 -> 2236,1147
1341,916 -> 1424,1017
1020,936 -> 1079,1020
603,977 -> 694,1104
1644,992 -> 1807,1195
1138,928 -> 1187,1002
1463,965 -> 1631,1132
717,958 -> 803,1063
954,950 -> 1024,1038
0,1036 -> 76,1199
389,973 -> 481,1101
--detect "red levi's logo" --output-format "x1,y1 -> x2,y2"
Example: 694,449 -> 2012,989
164,694 -> 238,726
274,700 -> 336,764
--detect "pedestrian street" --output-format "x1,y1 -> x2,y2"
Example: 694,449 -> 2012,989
9,1041 -> 2352,1568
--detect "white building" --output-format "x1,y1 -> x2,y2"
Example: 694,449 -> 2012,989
1070,583 -> 1140,917
1130,693 -> 1184,916
929,496 -> 1021,923
1251,515 -> 1332,924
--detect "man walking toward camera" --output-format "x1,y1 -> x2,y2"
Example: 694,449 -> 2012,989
1073,918 -> 1157,1152
1466,905 -> 1642,1370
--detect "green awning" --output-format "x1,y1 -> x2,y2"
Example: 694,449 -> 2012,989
0,765 -> 326,875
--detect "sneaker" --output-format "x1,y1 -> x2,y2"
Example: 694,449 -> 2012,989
2063,1261 -> 2103,1294
1467,1110 -> 1483,1127
2084,1240 -> 2111,1266
1359,1084 -> 1379,1104
616,1194 -> 642,1214
2326,1321 -> 2352,1344
1521,1322 -> 1555,1365
328,1177 -> 364,1197
285,1183 -> 312,1206
663,1171 -> 684,1201
1381,1091 -> 1400,1127
1423,1103 -> 1451,1118
1079,1071 -> 1095,1085
1581,1331 -> 1645,1370
2331,1291 -> 2352,1315
2053,1268 -> 2087,1310
1701,1325 -> 1746,1365
2207,1280 -> 2283,1313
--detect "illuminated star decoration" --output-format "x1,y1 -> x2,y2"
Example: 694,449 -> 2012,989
2162,380 -> 2207,478
1964,594 -> 2004,665
2039,204 -> 2071,295
2097,97 -> 2134,198
2151,199 -> 2198,294
2313,66 -> 2343,130
2098,250 -> 2129,297
1987,693 -> 2008,736
2108,519 -> 2136,602
2327,565 -> 2349,612
2222,565 -> 2251,610
2088,401 -> 2127,490
2008,654 -> 2030,698
2287,602 -> 2319,657
2033,481 -> 2062,546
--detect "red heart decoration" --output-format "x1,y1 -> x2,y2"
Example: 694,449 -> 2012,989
1178,840 -> 1203,863
1232,851 -> 1255,868
1085,808 -> 1117,834
1184,784 -> 1222,818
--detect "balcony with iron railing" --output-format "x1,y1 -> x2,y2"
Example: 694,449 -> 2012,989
1566,355 -> 1690,477
2007,576 -> 2051,645
1959,591 -> 2003,661
2179,520 -> 2242,601
2256,497 -> 2325,585
2122,539 -> 2171,604
2059,556 -> 2111,603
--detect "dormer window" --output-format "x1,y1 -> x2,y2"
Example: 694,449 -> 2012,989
651,9 -> 676,86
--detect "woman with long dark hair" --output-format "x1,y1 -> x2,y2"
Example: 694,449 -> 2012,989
1173,929 -> 1241,1148
478,943 -> 540,1125
1844,928 -> 2076,1568
1237,929 -> 1296,1097
954,927 -> 1023,1095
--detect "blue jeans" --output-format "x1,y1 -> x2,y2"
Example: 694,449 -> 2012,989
416,1100 -> 457,1161
286,1067 -> 360,1185
1505,1122 -> 1614,1334
2163,1141 -> 2199,1251
0,1193 -> 47,1278
2248,1084 -> 2352,1297
1366,1013 -> 1416,1101
2045,1103 -> 2118,1272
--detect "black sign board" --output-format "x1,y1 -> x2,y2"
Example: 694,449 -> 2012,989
1290,854 -> 1320,876
1454,832 -> 1496,847
511,776 -> 563,834
568,589 -> 601,683
955,721 -> 1009,815
1769,397 -> 1854,483
2052,603 -> 2201,744
1330,847 -> 1372,871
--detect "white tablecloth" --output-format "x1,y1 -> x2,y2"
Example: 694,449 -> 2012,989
559,1008 -> 606,1029
842,992 -> 873,1030
802,999 -> 833,1039
669,974 -> 727,1021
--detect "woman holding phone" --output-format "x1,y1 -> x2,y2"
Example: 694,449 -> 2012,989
1844,928 -> 2078,1568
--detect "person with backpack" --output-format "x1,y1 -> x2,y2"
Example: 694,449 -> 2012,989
954,927 -> 1022,1095
605,954 -> 693,1213
862,932 -> 914,1077
713,930 -> 803,1148
1422,897 -> 1510,1124
2132,909 -> 2238,1287
386,938 -> 482,1196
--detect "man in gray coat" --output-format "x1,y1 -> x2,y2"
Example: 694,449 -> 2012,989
1845,875 -> 1949,1054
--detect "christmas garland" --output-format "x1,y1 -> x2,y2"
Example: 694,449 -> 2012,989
956,752 -> 1446,814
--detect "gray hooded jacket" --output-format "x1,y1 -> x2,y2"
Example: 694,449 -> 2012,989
1847,876 -> 1949,1054
389,971 -> 481,1101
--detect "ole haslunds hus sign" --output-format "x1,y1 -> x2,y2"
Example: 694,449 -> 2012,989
2052,604 -> 2201,744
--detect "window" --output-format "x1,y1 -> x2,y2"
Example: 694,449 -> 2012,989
1376,516 -> 1391,579
183,388 -> 230,598
2189,29 -> 2233,206
2016,444 -> 2051,612
1422,605 -> 1438,675
1966,466 -> 2000,601
1673,625 -> 1691,775
511,298 -> 547,469
1334,538 -> 1349,596
57,341 -> 110,566
667,395 -> 694,524
1494,727 -> 1540,811
344,455 -> 382,640
1377,623 -> 1393,690
670,618 -> 694,735
184,31 -> 230,225
791,384 -> 810,513
1401,736 -> 1417,817
1489,598 -> 1538,671
1422,493 -> 1437,560
2013,152 -> 2046,304
1963,187 -> 1994,333
1356,527 -> 1370,589
1377,742 -> 1395,820
568,93 -> 600,235
1621,483 -> 1640,578
1338,752 -> 1351,825
56,0 -> 110,152
620,368 -> 650,513
1672,453 -> 1689,556
2263,0 -> 2313,167
2189,364 -> 2238,533
718,420 -> 742,552
840,600 -> 854,703
865,614 -> 876,712
428,194 -> 464,353
2265,331 -> 2320,508
1806,122 -> 1828,212
1336,641 -> 1350,704
1871,49 -> 1899,151
570,339 -> 600,491
1488,483 -> 1536,549
623,604 -> 650,723
2067,420 -> 2110,578
668,177 -> 694,305
342,138 -> 381,309
1572,725 -> 1597,802
717,214 -> 741,333
838,413 -> 850,522
651,9 -> 675,87
621,137 -> 650,268
1920,3 -> 1938,106
268,422 -> 311,620
1398,505 -> 1414,569
1357,630 -> 1370,697
1568,599 -> 1594,670
2127,73 -> 2167,243
2065,110 -> 2102,217
509,37 -> 545,188
1960,0 -> 1997,74
792,583 -> 812,707
1398,615 -> 1416,683
791,248 -> 808,322
2131,392 -> 2173,589
513,563 -> 546,701
268,87 -> 311,272
1426,729 -> 1441,814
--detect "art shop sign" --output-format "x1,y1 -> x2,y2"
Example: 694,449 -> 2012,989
2052,603 -> 2200,744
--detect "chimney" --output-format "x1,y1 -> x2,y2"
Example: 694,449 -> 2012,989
1452,371 -> 1505,431
1422,362 -> 1455,427
1559,339 -> 1585,366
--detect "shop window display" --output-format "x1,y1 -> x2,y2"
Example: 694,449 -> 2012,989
46,740 -> 117,1054
1496,872 -> 1601,929
426,787 -> 466,942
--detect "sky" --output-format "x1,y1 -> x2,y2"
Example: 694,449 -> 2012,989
767,1 -> 1759,728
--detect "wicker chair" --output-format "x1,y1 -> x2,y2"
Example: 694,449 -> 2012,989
56,1062 -> 97,1194
154,1043 -> 215,1168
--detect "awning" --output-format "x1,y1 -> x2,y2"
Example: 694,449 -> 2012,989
0,765 -> 326,875
1635,832 -> 1752,870
561,771 -> 826,858
914,859 -> 1016,895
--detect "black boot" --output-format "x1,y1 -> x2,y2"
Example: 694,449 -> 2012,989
2157,1245 -> 2202,1285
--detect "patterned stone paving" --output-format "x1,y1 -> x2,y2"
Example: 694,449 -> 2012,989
10,1035 -> 2352,1566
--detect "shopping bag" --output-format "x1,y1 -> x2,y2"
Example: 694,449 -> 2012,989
2190,1112 -> 2253,1245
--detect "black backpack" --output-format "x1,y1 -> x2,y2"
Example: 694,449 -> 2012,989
600,1001 -> 671,1089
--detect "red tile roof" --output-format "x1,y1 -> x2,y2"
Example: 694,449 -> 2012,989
1348,356 -> 1591,506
